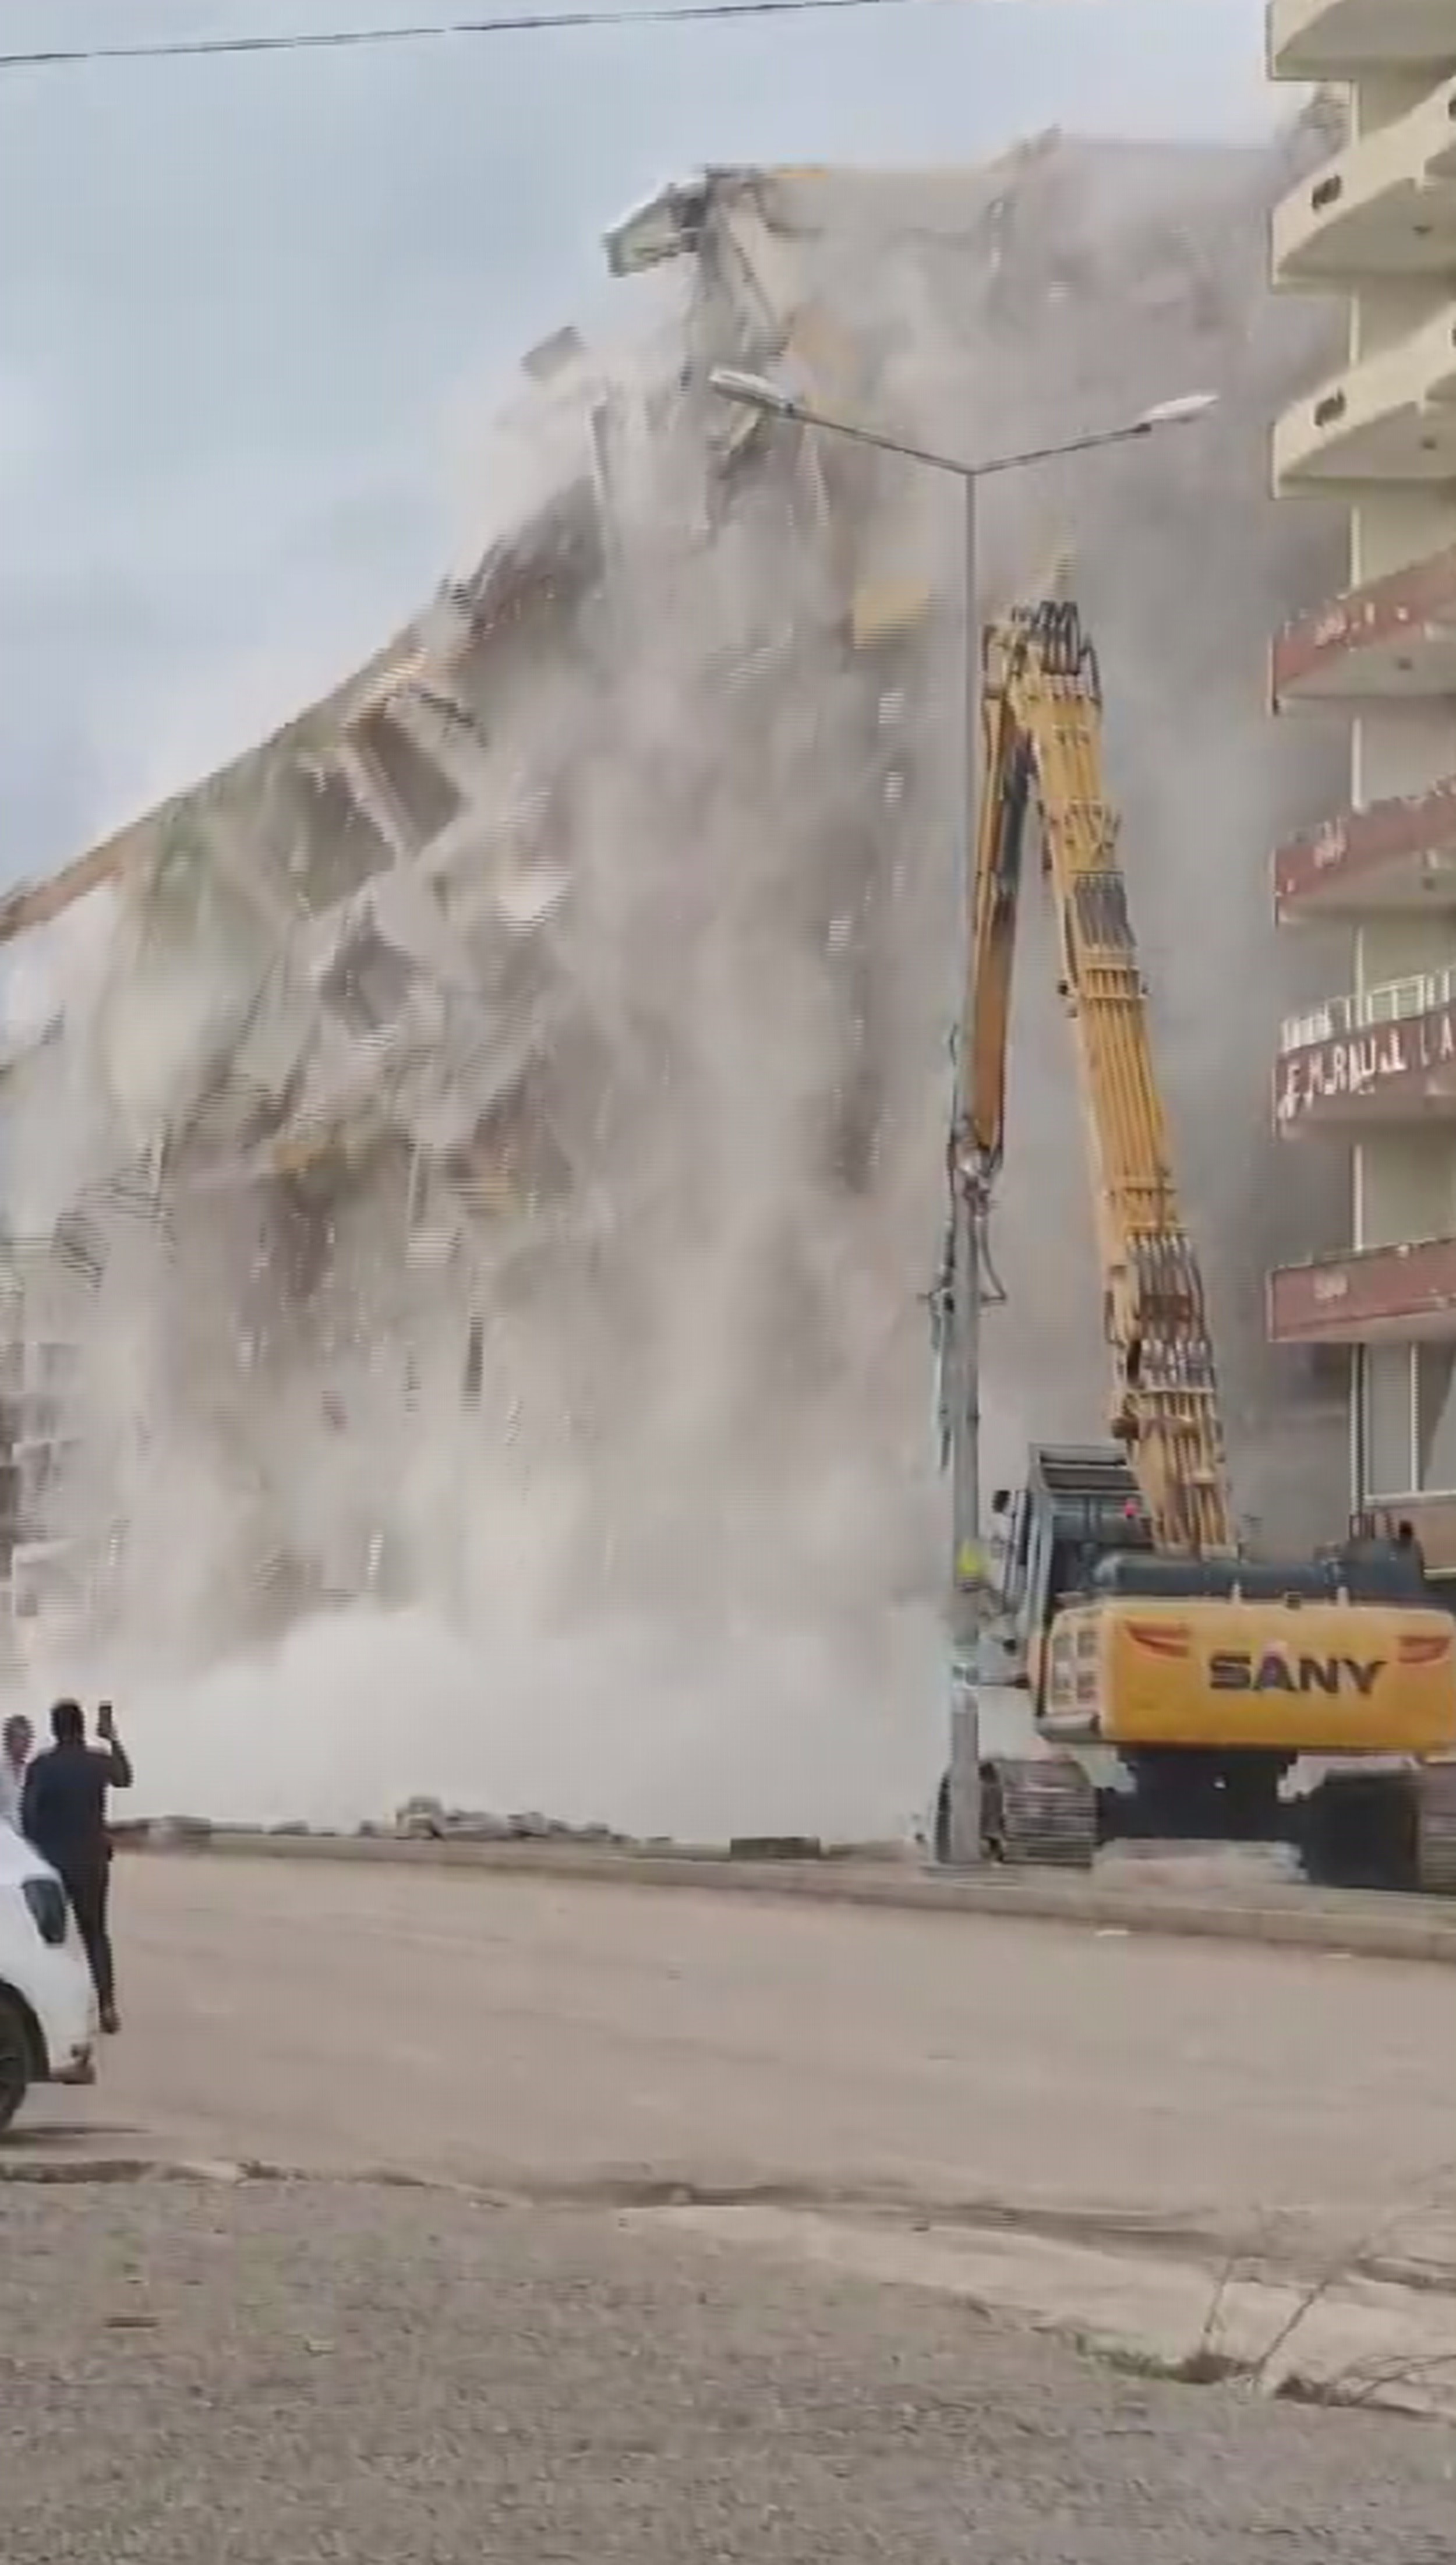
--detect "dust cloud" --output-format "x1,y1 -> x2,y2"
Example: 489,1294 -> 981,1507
5,121 -> 1353,1839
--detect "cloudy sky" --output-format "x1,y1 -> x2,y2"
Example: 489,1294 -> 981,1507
1,0 -> 1277,881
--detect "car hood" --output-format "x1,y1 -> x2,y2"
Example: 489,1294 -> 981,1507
0,1821 -> 59,1891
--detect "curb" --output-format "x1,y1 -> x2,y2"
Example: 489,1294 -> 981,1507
0,2153 -> 249,2187
119,1828 -> 1456,1965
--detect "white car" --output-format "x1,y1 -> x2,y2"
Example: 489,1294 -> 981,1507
0,1824 -> 97,2134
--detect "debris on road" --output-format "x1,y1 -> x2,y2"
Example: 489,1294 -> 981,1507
391,1797 -> 627,1844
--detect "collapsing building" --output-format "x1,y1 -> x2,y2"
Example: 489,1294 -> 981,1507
0,129 -> 1359,1672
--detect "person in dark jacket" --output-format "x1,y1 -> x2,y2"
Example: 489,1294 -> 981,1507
23,1698 -> 132,2033
1396,1518 -> 1428,1580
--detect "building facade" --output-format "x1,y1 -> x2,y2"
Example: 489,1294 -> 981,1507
1268,0 -> 1456,1568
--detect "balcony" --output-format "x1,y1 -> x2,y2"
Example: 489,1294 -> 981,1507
1274,775 -> 1456,916
1270,1233 -> 1456,1341
1273,77 -> 1456,285
1276,960 -> 1456,1128
1271,539 -> 1456,702
1273,301 -> 1456,489
1270,0 -> 1456,82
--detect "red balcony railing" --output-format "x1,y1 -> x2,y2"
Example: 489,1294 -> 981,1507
1270,1234 -> 1456,1341
1274,776 -> 1456,917
1277,964 -> 1456,1128
1272,542 -> 1456,705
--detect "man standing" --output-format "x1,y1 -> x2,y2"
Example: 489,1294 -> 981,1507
22,1699 -> 132,2034
1396,1518 -> 1428,1580
0,1713 -> 31,1832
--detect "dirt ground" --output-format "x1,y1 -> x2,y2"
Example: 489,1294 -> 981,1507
2,2178 -> 1452,2565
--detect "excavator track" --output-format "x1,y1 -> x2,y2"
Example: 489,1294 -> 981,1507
1302,1762 -> 1456,1895
1414,1763 -> 1456,1896
980,1754 -> 1097,1870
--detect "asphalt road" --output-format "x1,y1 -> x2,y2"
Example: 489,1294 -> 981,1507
34,1852 -> 1456,2267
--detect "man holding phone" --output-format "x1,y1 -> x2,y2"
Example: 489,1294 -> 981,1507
22,1698 -> 133,2034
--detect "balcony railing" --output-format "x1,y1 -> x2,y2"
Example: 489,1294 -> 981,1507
1270,0 -> 1456,84
1271,73 -> 1456,285
1280,959 -> 1456,1054
1272,298 -> 1456,489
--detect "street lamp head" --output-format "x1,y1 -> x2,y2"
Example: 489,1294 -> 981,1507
1134,390 -> 1219,433
707,365 -> 801,419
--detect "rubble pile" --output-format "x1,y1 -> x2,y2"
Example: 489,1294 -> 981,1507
391,1797 -> 625,1844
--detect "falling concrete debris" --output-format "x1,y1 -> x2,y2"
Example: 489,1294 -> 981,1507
0,123 -> 1354,1838
392,1797 -> 625,1843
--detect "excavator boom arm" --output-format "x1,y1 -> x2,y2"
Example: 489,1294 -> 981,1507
958,598 -> 1235,1557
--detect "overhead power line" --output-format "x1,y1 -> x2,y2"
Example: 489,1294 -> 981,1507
1,0 -> 957,73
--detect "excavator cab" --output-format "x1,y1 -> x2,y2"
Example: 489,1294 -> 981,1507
981,1444 -> 1153,1691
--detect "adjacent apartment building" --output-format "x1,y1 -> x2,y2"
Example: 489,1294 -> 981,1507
1267,0 -> 1456,1571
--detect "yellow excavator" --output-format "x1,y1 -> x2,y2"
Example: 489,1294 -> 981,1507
935,596 -> 1456,1893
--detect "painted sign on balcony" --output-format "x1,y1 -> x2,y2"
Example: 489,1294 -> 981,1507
1269,1235 -> 1456,1343
1274,776 -> 1456,915
1276,997 -> 1456,1127
1271,541 -> 1456,701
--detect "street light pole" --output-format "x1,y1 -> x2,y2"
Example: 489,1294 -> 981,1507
707,368 -> 1217,1621
950,471 -> 981,1614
